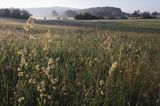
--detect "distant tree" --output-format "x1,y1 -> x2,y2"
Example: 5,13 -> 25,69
10,8 -> 21,18
141,11 -> 153,19
141,11 -> 156,19
0,9 -> 11,17
142,12 -> 150,17
0,8 -> 31,19
20,10 -> 31,19
132,10 -> 141,17
63,10 -> 77,17
52,10 -> 59,16
151,11 -> 158,16
3,9 -> 11,17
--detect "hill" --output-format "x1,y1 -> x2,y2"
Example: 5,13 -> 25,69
78,7 -> 127,17
25,6 -> 127,18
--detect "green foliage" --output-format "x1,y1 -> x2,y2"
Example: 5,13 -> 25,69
0,8 -> 32,19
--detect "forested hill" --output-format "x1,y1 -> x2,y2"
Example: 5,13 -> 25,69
77,7 -> 127,17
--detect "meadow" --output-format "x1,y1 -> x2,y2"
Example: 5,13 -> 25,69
0,18 -> 160,106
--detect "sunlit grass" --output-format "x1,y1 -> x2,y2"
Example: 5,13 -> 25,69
0,19 -> 160,106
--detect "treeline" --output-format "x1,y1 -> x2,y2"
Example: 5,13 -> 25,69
75,13 -> 104,20
52,8 -> 159,20
0,8 -> 32,19
129,10 -> 159,19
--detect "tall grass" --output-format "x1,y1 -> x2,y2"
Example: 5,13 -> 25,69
0,19 -> 160,106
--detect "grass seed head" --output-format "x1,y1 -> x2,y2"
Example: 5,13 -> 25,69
99,80 -> 105,86
18,97 -> 25,103
109,61 -> 118,76
18,72 -> 25,77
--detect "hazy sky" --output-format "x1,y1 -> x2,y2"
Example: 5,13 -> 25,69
0,0 -> 159,12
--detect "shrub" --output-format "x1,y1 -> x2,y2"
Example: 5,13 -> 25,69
74,13 -> 104,20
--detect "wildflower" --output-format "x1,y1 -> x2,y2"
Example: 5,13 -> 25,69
48,58 -> 54,65
17,50 -> 23,55
25,72 -> 31,78
23,27 -> 29,32
18,97 -> 25,103
18,72 -> 25,77
21,58 -> 26,64
29,34 -> 36,40
29,48 -> 37,57
35,65 -> 40,71
47,64 -> 55,70
51,78 -> 58,85
52,86 -> 57,90
44,70 -> 52,78
24,62 -> 28,69
46,66 -> 51,71
23,16 -> 35,39
37,85 -> 46,93
47,95 -> 52,100
109,61 -> 118,76
29,78 -> 37,84
27,16 -> 35,24
17,67 -> 22,72
20,58 -> 28,67
43,45 -> 49,51
99,80 -> 105,86
100,90 -> 105,96
41,81 -> 46,87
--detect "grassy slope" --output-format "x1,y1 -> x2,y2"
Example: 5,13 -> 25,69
0,19 -> 160,105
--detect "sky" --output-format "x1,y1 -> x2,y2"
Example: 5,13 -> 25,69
0,0 -> 159,12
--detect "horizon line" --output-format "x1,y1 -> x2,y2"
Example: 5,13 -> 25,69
0,6 -> 159,13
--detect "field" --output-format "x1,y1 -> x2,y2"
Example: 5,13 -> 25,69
0,18 -> 160,106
